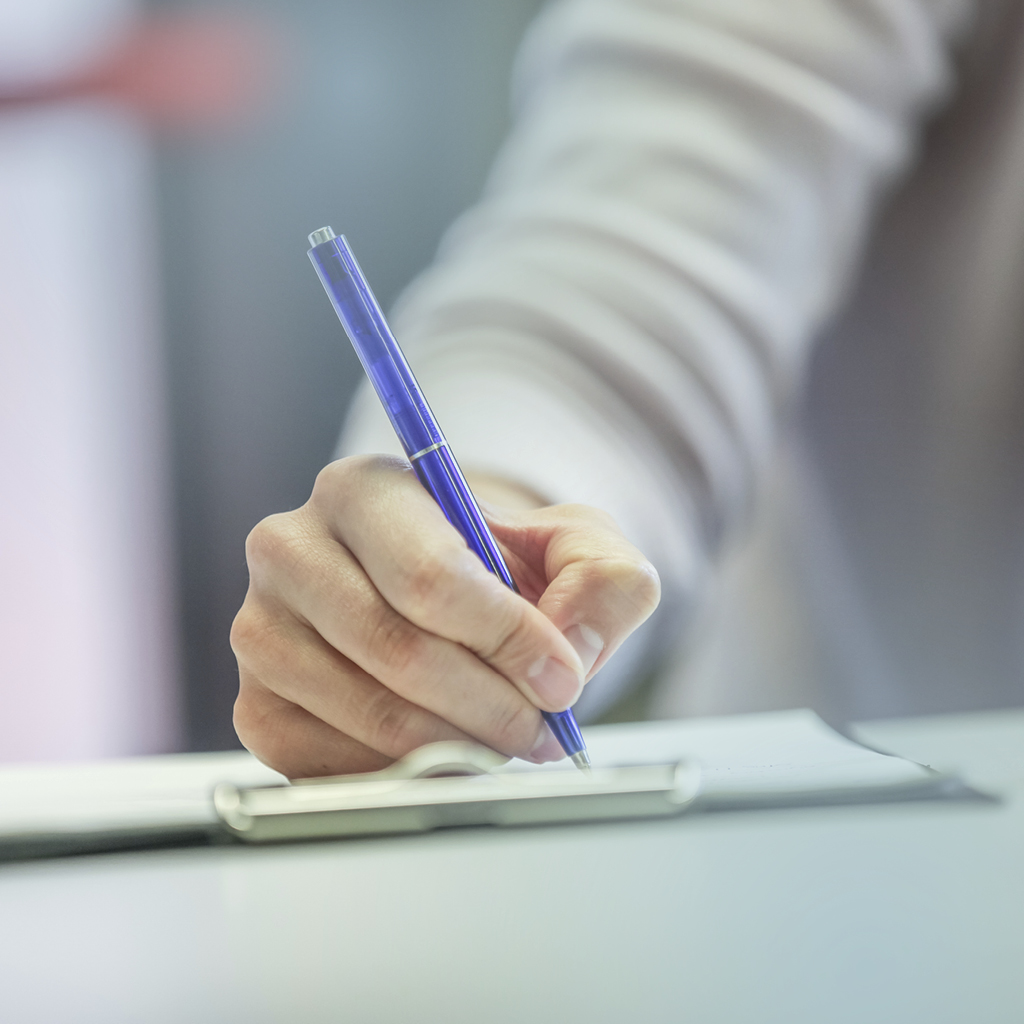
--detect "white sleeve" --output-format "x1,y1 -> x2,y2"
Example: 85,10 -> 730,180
340,0 -> 972,714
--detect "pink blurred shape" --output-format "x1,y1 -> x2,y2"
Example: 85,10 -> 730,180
0,12 -> 281,129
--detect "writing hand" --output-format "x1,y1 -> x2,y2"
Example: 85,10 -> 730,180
231,455 -> 660,778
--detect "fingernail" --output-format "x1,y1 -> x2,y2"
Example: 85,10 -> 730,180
527,726 -> 566,764
564,623 -> 604,676
526,656 -> 583,709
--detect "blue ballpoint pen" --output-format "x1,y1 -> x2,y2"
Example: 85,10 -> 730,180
308,227 -> 591,771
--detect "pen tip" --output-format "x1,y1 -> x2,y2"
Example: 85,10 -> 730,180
570,750 -> 592,773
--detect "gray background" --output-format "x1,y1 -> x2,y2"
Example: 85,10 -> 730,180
154,0 -> 544,750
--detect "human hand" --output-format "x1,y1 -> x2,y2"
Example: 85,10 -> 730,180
230,455 -> 661,778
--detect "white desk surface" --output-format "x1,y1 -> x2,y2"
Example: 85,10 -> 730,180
2,709 -> 1022,1024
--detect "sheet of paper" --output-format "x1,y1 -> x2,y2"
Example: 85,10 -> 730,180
502,709 -> 938,803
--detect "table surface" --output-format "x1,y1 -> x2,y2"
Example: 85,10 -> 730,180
2,709 -> 1022,1024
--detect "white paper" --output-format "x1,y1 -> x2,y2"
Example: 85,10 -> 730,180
534,709 -> 937,803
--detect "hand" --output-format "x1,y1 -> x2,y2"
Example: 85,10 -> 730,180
230,454 -> 661,778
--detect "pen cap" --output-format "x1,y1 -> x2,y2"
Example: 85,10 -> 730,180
308,229 -> 444,457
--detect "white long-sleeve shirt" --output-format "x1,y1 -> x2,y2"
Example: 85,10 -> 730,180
343,0 -> 1024,722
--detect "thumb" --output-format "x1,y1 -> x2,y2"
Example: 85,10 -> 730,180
526,505 -> 662,682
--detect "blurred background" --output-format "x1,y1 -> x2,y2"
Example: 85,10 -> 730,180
9,0 -> 1022,766
0,0 -> 544,761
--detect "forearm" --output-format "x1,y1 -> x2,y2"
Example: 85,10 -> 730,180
340,0 -> 972,711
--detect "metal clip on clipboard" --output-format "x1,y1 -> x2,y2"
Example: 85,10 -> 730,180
213,742 -> 702,844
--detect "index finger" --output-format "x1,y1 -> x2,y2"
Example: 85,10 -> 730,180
312,456 -> 588,714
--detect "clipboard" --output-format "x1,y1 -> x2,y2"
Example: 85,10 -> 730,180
213,741 -> 703,843
1,711 -> 985,861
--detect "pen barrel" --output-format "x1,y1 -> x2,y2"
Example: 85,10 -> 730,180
413,448 -> 585,757
309,230 -> 588,760
308,236 -> 442,457
540,706 -> 587,759
412,446 -> 518,589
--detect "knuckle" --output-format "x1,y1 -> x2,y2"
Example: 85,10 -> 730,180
229,602 -> 275,662
230,603 -> 298,681
236,716 -> 289,774
243,515 -> 282,567
232,692 -> 261,751
597,557 -> 662,617
310,457 -> 354,508
367,606 -> 429,680
311,454 -> 411,511
476,596 -> 532,665
559,502 -> 620,532
244,513 -> 309,576
488,699 -> 541,755
363,689 -> 418,756
398,550 -> 461,622
629,560 -> 662,614
232,685 -> 276,758
630,565 -> 663,610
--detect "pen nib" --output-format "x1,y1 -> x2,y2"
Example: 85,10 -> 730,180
570,749 -> 592,773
